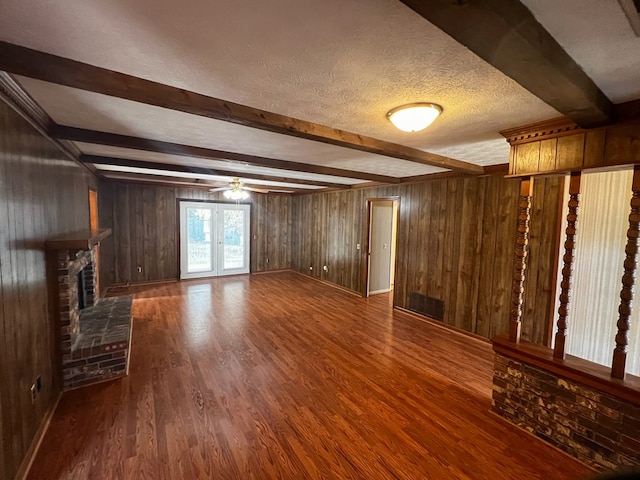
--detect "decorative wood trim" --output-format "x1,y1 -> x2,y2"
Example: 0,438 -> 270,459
554,172 -> 581,359
547,176 -> 567,347
52,125 -> 401,184
493,335 -> 640,407
0,73 -> 94,174
0,72 -> 52,130
45,228 -> 112,251
83,155 -> 346,189
500,117 -> 582,146
612,165 -> 640,379
0,41 -> 483,174
14,392 -> 62,480
509,177 -> 534,343
397,1 -> 614,127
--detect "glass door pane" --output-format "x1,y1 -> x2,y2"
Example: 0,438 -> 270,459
180,202 -> 217,279
186,207 -> 213,273
219,204 -> 250,275
180,201 -> 250,279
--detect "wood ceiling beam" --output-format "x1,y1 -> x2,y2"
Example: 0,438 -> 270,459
82,154 -> 347,189
397,0 -> 615,128
0,41 -> 484,174
49,124 -> 400,184
99,172 -> 305,193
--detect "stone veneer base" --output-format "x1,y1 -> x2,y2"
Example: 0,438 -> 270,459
63,295 -> 133,390
492,353 -> 640,471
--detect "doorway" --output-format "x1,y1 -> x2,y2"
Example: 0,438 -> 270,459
365,198 -> 399,296
179,201 -> 250,279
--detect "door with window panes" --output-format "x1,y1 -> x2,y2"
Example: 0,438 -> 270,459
179,201 -> 250,279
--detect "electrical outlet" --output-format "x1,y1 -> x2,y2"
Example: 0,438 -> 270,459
323,265 -> 328,272
36,375 -> 42,393
30,384 -> 36,404
137,266 -> 142,273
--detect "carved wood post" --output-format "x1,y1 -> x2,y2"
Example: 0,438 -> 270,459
612,166 -> 640,379
554,172 -> 581,359
509,177 -> 534,343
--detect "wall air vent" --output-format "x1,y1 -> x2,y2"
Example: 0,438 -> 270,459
619,0 -> 640,36
408,292 -> 445,321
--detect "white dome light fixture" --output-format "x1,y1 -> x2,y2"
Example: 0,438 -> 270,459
387,102 -> 443,133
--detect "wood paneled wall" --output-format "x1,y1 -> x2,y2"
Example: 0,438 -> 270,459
291,174 -> 562,343
0,100 -> 95,480
99,182 -> 292,286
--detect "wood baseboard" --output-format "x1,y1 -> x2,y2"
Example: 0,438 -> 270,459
394,307 -> 490,344
14,391 -> 62,480
289,269 -> 361,297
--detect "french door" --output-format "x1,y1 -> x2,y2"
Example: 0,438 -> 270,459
179,201 -> 250,279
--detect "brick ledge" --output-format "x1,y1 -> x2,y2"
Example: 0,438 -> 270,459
492,335 -> 640,407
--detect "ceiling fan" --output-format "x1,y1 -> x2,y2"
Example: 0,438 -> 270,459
209,177 -> 269,200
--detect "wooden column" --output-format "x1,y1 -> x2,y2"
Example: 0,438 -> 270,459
509,177 -> 534,343
554,172 -> 581,359
612,166 -> 640,379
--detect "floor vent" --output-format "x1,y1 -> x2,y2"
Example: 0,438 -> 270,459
408,292 -> 445,321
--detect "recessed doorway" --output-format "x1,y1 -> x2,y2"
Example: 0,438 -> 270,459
365,198 -> 399,297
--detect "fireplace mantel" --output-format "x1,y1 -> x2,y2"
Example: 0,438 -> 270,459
45,228 -> 111,251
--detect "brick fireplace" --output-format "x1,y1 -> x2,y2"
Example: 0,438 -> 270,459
48,229 -> 132,390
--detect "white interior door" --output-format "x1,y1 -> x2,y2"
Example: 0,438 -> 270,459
180,201 -> 250,279
367,200 -> 397,296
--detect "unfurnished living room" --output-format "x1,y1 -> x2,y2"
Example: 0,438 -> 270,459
2,1 -> 640,479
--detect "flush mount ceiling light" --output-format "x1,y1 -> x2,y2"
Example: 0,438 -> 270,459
387,102 -> 443,132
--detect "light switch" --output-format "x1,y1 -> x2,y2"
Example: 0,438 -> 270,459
356,243 -> 361,250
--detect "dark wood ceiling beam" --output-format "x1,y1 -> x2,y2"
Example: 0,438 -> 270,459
99,172 -> 305,193
397,0 -> 614,128
50,124 -> 400,184
0,41 -> 484,174
83,154 -> 346,189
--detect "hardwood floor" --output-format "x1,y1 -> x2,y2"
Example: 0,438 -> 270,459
27,272 -> 593,480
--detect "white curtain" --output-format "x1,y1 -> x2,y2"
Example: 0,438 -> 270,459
554,169 -> 640,376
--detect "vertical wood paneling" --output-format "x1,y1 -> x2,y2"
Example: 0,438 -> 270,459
522,177 -> 564,343
0,99 -> 94,480
99,185 -> 292,286
476,175 -> 500,338
291,174 -> 560,343
489,179 -> 519,338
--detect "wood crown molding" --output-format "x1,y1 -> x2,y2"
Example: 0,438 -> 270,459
499,117 -> 582,146
501,99 -> 640,147
0,72 -> 95,175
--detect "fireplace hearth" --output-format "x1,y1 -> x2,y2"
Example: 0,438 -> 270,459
46,229 -> 132,390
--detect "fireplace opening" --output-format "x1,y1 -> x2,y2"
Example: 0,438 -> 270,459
77,270 -> 86,310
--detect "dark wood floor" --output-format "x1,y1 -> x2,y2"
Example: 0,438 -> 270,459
28,271 -> 593,479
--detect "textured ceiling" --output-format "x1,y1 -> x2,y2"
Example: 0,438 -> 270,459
522,0 -> 640,103
16,77 -> 447,178
0,0 -> 638,190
